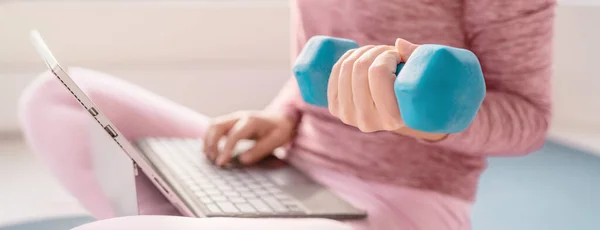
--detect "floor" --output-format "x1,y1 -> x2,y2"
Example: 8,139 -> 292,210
0,136 -> 89,227
472,140 -> 600,230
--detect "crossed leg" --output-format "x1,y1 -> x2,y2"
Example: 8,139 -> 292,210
19,67 -> 208,218
18,67 -> 472,230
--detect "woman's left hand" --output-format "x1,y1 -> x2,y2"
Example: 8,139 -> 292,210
327,38 -> 418,133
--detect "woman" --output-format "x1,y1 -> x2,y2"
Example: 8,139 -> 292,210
19,0 -> 556,229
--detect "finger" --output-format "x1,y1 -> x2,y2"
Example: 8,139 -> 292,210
237,130 -> 283,165
395,38 -> 420,62
369,50 -> 404,130
338,45 -> 375,125
328,49 -> 356,117
216,117 -> 256,167
352,45 -> 394,132
203,126 -> 218,161
203,117 -> 238,161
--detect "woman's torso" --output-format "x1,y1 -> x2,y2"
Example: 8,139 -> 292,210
288,0 -> 486,201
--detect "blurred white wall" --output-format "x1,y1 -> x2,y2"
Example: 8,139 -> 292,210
0,0 -> 599,139
551,2 -> 600,132
0,0 -> 291,132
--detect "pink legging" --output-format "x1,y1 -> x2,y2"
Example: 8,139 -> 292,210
18,67 -> 472,230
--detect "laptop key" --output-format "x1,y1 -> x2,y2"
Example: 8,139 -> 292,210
287,205 -> 306,213
195,191 -> 207,197
213,181 -> 229,186
263,197 -> 286,212
281,199 -> 300,207
216,202 -> 239,213
211,195 -> 227,202
247,184 -> 261,190
274,193 -> 292,201
255,189 -> 270,196
204,189 -> 221,195
205,204 -> 221,214
248,199 -> 272,213
266,187 -> 281,194
236,186 -> 250,192
230,197 -> 246,204
241,192 -> 257,198
235,203 -> 256,213
199,197 -> 213,204
222,175 -> 237,181
224,191 -> 240,198
240,177 -> 256,184
200,184 -> 216,190
254,176 -> 269,183
217,185 -> 234,191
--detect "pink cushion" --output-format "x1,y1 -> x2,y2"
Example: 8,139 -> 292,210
72,216 -> 352,230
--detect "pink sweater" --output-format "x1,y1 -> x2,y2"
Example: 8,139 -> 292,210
268,0 -> 555,201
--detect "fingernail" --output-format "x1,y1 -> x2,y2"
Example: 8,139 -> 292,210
238,155 -> 248,165
216,154 -> 227,166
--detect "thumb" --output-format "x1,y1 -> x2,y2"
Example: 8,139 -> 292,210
395,38 -> 419,62
237,130 -> 284,165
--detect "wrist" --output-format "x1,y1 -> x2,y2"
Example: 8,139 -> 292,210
393,127 -> 448,142
263,110 -> 298,131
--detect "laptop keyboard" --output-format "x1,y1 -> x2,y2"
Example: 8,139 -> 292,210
139,138 -> 308,217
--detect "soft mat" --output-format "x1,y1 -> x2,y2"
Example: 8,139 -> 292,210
472,140 -> 600,229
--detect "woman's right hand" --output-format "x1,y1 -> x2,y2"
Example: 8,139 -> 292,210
202,111 -> 296,167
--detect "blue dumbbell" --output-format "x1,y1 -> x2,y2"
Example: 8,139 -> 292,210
293,35 -> 486,133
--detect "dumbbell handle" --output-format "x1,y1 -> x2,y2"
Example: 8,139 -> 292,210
314,61 -> 405,107
312,59 -> 405,108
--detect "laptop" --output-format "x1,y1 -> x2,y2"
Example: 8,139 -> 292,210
29,30 -> 367,219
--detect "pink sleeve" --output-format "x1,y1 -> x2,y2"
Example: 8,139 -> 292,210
423,0 -> 556,157
264,77 -> 303,123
